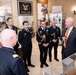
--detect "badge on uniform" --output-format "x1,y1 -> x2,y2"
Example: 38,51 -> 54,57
24,33 -> 26,35
40,31 -> 42,33
12,54 -> 19,58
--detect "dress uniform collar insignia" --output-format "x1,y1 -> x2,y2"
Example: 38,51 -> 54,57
12,54 -> 19,58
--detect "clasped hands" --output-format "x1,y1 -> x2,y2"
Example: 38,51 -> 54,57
52,39 -> 57,43
43,43 -> 49,47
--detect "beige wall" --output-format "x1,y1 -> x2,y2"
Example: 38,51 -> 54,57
11,0 -> 76,32
48,0 -> 76,25
48,0 -> 56,13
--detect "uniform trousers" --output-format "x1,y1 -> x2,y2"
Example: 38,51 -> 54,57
49,42 -> 58,60
39,44 -> 48,65
22,44 -> 32,67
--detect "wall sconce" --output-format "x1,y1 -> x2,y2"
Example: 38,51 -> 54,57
72,7 -> 76,15
73,10 -> 76,15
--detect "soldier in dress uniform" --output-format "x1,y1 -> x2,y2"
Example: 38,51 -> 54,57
36,20 -> 49,68
6,17 -> 19,54
18,21 -> 35,72
49,20 -> 61,62
0,29 -> 29,75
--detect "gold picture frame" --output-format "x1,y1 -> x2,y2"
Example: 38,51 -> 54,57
17,0 -> 33,15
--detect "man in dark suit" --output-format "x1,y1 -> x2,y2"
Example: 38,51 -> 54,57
61,17 -> 76,59
0,29 -> 29,75
49,20 -> 61,62
6,17 -> 19,54
18,21 -> 35,72
36,20 -> 49,68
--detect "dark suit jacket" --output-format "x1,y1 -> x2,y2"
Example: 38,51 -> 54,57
6,26 -> 18,34
0,46 -> 28,75
62,27 -> 76,58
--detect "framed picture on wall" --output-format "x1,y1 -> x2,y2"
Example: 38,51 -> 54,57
17,0 -> 33,15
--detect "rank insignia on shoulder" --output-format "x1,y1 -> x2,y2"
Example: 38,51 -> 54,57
12,54 -> 19,58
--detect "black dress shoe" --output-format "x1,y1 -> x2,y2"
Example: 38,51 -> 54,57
54,58 -> 59,61
26,68 -> 30,72
40,64 -> 43,68
44,63 -> 49,67
28,64 -> 35,67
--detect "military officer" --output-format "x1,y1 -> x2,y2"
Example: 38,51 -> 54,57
36,20 -> 49,68
49,20 -> 61,62
0,29 -> 29,75
18,21 -> 35,72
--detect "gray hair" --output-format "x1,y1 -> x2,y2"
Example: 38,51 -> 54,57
1,29 -> 15,42
66,17 -> 74,23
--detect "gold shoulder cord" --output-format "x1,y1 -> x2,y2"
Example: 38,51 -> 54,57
37,29 -> 46,42
37,29 -> 42,38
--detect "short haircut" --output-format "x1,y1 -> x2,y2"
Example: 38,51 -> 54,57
6,17 -> 12,22
40,20 -> 45,24
22,21 -> 29,25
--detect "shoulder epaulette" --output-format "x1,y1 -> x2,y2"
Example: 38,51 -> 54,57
12,54 -> 19,58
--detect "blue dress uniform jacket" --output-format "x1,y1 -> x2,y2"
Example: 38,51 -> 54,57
0,46 -> 28,75
18,29 -> 32,46
36,27 -> 49,65
49,26 -> 61,60
49,26 -> 60,43
18,29 -> 32,68
36,27 -> 49,44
